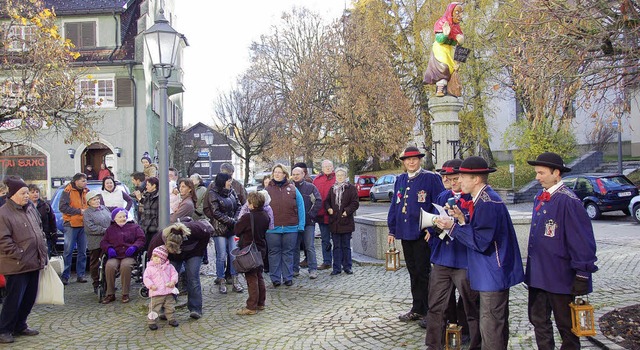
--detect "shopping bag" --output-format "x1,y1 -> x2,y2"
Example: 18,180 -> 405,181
35,264 -> 65,305
49,256 -> 64,275
448,71 -> 462,97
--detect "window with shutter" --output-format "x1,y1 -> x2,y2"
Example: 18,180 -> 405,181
64,21 -> 96,48
116,78 -> 133,107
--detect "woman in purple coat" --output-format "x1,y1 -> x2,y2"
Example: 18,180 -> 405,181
99,208 -> 146,304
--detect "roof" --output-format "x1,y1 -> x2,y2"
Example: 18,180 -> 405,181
43,0 -> 134,15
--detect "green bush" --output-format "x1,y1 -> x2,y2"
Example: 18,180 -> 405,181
489,162 -> 536,190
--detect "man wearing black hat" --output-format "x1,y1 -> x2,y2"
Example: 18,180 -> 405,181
436,156 -> 524,350
0,176 -> 48,343
425,159 -> 480,349
526,152 -> 598,350
387,146 -> 445,323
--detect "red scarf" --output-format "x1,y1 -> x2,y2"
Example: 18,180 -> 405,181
535,191 -> 551,211
459,198 -> 474,220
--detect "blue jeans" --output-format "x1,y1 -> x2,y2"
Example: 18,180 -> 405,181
331,232 -> 352,273
171,256 -> 203,315
318,223 -> 332,265
294,225 -> 317,272
62,226 -> 87,279
266,231 -> 297,283
213,236 -> 237,278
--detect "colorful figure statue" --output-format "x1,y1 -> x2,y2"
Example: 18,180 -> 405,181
424,2 -> 465,97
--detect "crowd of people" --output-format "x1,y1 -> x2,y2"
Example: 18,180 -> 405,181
0,149 -> 598,347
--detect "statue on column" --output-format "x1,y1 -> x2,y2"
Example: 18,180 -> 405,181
423,2 -> 468,97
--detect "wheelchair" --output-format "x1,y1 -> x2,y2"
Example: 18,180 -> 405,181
97,250 -> 149,302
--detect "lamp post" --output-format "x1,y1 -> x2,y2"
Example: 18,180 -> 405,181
201,131 -> 214,182
143,8 -> 182,229
614,99 -> 623,174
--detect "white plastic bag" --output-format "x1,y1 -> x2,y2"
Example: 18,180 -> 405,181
49,256 -> 63,275
35,264 -> 65,305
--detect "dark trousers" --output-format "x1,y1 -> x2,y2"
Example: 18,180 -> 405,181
89,248 -> 102,288
331,232 -> 352,273
401,238 -> 431,315
0,270 -> 39,335
479,289 -> 510,350
244,266 -> 266,310
529,287 -> 580,350
425,265 -> 480,350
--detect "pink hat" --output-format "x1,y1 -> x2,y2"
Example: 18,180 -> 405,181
152,245 -> 169,263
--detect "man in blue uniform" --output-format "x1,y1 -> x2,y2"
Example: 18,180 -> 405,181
526,152 -> 598,350
437,156 -> 524,350
387,146 -> 445,323
425,159 -> 480,349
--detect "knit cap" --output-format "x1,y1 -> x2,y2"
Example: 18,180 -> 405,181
111,207 -> 127,221
4,176 -> 27,198
152,245 -> 169,264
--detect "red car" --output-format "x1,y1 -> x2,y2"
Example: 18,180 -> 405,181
354,175 -> 378,199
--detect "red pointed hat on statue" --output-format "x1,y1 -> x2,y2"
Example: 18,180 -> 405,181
399,146 -> 425,160
456,156 -> 496,174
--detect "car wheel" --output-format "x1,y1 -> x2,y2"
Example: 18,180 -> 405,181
585,202 -> 601,220
633,204 -> 640,224
388,192 -> 394,202
370,193 -> 377,203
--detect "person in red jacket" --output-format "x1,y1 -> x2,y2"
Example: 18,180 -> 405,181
313,160 -> 336,270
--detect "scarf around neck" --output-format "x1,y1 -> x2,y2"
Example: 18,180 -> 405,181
332,181 -> 348,210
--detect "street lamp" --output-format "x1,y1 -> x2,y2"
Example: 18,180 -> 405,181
614,99 -> 624,174
143,8 -> 182,229
201,131 -> 214,182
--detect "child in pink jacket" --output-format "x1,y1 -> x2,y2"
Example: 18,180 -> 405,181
143,245 -> 179,330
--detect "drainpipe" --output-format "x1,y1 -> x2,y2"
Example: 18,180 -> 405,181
108,11 -> 119,61
128,62 -> 138,171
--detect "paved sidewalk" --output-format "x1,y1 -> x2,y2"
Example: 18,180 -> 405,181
15,215 -> 640,349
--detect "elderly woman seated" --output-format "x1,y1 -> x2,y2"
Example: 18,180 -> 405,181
99,208 -> 146,304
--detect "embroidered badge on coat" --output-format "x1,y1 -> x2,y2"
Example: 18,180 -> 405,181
417,190 -> 427,203
544,219 -> 557,238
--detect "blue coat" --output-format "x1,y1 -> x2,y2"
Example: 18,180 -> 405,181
387,170 -> 445,241
525,185 -> 598,294
450,186 -> 524,292
427,190 -> 471,269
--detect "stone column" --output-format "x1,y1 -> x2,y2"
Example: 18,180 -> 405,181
429,96 -> 463,169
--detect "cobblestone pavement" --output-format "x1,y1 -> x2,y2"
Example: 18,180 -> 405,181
12,209 -> 640,349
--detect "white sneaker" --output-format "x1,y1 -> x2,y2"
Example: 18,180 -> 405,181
309,270 -> 318,279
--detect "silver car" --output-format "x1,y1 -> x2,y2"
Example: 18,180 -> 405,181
629,195 -> 640,224
369,174 -> 398,202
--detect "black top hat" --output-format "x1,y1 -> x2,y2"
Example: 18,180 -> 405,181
438,159 -> 463,175
399,146 -> 425,160
527,152 -> 571,173
457,156 -> 496,174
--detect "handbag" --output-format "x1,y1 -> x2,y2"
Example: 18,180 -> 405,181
230,213 -> 264,273
35,264 -> 65,305
448,70 -> 462,97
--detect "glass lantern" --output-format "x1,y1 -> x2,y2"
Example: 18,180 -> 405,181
445,323 -> 463,350
570,297 -> 596,336
385,244 -> 401,271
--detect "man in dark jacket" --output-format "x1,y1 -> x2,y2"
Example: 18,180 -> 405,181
291,167 -> 321,279
28,185 -> 58,256
0,176 -> 48,343
59,173 -> 89,285
138,177 -> 160,251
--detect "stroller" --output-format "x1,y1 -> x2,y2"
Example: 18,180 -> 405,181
97,251 -> 149,302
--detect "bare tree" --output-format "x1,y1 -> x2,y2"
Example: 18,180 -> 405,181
0,0 -> 102,145
214,74 -> 278,186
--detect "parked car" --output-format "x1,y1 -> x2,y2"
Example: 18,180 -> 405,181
629,195 -> 640,224
51,180 -> 136,253
561,173 -> 639,220
369,174 -> 398,202
354,175 -> 377,199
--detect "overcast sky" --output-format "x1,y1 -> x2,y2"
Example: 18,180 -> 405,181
174,0 -> 348,127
